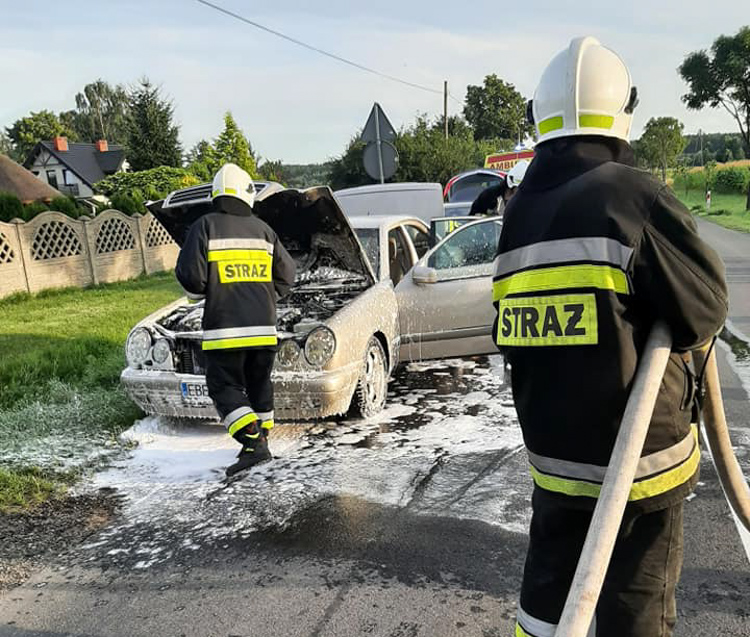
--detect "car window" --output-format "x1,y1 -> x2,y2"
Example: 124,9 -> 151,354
427,220 -> 502,279
387,228 -> 412,285
354,228 -> 380,277
444,203 -> 472,217
404,224 -> 430,258
448,174 -> 504,203
430,217 -> 472,245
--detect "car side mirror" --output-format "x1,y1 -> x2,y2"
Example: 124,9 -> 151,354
412,265 -> 438,285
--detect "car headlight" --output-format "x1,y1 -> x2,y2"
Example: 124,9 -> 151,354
304,327 -> 336,367
277,340 -> 301,368
126,328 -> 152,367
152,338 -> 172,365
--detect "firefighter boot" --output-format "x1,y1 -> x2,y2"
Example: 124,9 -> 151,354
260,419 -> 274,439
226,424 -> 272,477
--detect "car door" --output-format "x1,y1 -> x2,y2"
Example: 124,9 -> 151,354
395,218 -> 502,361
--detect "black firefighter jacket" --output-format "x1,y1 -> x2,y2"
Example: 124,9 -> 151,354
492,138 -> 728,513
175,201 -> 296,351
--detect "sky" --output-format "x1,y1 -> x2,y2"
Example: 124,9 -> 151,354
0,1 -> 746,164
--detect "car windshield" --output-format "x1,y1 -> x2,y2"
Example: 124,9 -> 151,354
444,203 -> 473,217
449,174 -> 504,203
354,228 -> 380,277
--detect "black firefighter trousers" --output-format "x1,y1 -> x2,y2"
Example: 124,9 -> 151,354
517,489 -> 684,637
204,348 -> 276,436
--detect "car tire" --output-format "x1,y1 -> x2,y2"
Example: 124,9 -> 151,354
351,336 -> 388,418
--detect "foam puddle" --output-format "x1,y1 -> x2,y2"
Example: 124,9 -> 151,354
83,355 -> 530,568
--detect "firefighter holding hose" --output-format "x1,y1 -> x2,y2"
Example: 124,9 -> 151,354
492,38 -> 728,636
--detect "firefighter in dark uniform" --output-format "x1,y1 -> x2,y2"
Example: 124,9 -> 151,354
492,38 -> 728,637
176,164 -> 296,477
470,160 -> 529,216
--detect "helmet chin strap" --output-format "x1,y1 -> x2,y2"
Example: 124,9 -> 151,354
625,86 -> 639,115
526,100 -> 535,126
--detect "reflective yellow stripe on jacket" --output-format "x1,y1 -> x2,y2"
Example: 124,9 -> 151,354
493,236 -> 633,347
493,264 -> 630,301
202,326 -> 278,350
528,425 -> 700,501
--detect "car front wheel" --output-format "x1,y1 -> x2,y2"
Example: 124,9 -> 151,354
351,336 -> 388,418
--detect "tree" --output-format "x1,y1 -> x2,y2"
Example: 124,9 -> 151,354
327,114 -> 516,190
463,75 -> 533,142
186,139 -> 218,181
213,112 -> 258,176
0,131 -> 15,159
186,114 -> 259,181
5,110 -> 76,161
673,161 -> 690,196
680,26 -> 750,209
328,136 -> 369,190
125,78 -> 182,171
258,159 -> 284,182
61,80 -> 130,144
638,117 -> 686,181
395,115 -> 483,185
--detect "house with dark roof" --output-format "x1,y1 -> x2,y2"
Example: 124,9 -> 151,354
23,137 -> 128,199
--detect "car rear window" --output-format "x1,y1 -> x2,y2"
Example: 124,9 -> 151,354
448,174 -> 504,203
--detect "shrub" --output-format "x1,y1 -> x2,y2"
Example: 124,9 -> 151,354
48,196 -> 84,219
21,201 -> 48,221
109,189 -> 146,216
673,170 -> 706,193
96,166 -> 199,198
714,166 -> 750,194
0,192 -> 24,222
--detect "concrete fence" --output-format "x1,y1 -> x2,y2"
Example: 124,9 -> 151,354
0,210 -> 179,298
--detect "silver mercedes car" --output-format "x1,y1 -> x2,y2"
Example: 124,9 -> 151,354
120,183 -> 502,421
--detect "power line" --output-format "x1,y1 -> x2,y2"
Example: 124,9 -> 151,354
448,91 -> 463,106
195,0 -> 443,96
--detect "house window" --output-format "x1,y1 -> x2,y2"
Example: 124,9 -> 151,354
46,170 -> 58,189
62,169 -> 75,185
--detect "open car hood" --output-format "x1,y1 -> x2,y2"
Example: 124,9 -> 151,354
146,183 -> 376,285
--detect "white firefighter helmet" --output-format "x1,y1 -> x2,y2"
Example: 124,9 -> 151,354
506,160 -> 530,189
211,163 -> 255,209
529,36 -> 638,144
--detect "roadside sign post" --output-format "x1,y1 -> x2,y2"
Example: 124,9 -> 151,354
375,109 -> 385,183
361,103 -> 399,183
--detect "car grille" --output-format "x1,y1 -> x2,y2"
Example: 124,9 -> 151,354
165,184 -> 212,206
174,339 -> 205,374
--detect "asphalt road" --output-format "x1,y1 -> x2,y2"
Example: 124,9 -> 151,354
696,217 -> 750,339
1,217 -> 749,637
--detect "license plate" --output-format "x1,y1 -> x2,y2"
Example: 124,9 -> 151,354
181,382 -> 210,400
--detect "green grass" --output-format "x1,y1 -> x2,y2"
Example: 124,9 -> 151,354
0,271 -> 182,409
0,467 -> 63,513
0,272 -> 182,509
676,190 -> 750,233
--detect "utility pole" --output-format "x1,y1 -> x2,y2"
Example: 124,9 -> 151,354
443,80 -> 448,139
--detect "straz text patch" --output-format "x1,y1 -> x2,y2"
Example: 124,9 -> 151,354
496,293 -> 598,346
208,249 -> 273,284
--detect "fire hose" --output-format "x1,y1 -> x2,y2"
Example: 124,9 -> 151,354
554,324 -> 750,637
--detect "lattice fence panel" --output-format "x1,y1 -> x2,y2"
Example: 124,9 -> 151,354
0,232 -> 14,264
96,218 -> 136,254
146,217 -> 174,248
31,221 -> 83,260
